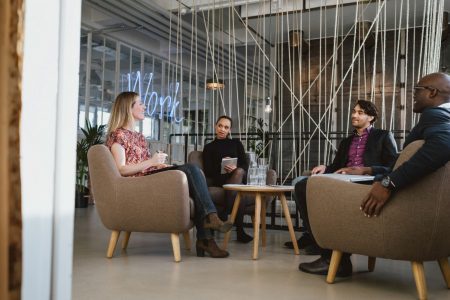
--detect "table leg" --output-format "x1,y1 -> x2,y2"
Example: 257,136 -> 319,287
261,197 -> 267,247
222,192 -> 241,250
279,193 -> 300,255
253,193 -> 262,260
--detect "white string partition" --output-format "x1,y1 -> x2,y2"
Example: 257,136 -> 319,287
295,0 -> 303,178
380,1 -> 387,129
434,0 -> 444,71
285,1 -> 297,182
369,0 -> 381,103
231,7 -> 242,140
200,9 -> 227,115
317,2 -> 323,166
164,0 -> 446,185
402,0 -> 410,143
306,0 -> 312,172
280,4 -> 388,181
411,0 -> 418,127
328,0 -> 341,164
346,0 -> 360,135
244,1 -> 249,150
339,1 -> 344,133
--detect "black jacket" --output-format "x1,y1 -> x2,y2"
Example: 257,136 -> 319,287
388,106 -> 450,189
325,128 -> 398,174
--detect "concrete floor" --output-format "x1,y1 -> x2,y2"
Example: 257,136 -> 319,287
72,206 -> 450,300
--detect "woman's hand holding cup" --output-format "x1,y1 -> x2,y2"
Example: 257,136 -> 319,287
151,151 -> 168,166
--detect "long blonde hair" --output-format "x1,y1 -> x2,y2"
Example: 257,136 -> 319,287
107,91 -> 139,136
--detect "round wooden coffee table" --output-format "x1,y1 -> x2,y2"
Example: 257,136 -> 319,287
222,184 -> 300,260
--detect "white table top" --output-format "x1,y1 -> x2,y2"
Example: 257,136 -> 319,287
223,184 -> 294,192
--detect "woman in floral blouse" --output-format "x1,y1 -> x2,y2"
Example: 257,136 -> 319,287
105,91 -> 231,258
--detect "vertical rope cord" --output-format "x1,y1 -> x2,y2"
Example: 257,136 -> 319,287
186,2 -> 194,147
328,0 -> 340,165
318,1 -> 324,165
411,0 -> 417,126
244,0 -> 248,150
402,0 -> 410,143
381,1 -> 387,129
285,2 -> 295,171
389,0 -> 404,131
370,0 -> 381,103
230,5 -> 242,139
346,0 -> 360,134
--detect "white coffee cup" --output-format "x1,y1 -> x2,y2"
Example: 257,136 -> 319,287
156,151 -> 168,164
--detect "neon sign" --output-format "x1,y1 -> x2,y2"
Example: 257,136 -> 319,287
122,71 -> 183,123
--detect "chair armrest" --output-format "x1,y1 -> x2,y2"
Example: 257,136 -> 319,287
99,170 -> 192,233
306,177 -> 383,256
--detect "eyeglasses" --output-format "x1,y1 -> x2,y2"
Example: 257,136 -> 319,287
413,85 -> 440,93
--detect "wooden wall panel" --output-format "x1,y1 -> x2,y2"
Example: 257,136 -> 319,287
0,0 -> 24,299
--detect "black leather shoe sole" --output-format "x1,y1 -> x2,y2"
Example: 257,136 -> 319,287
284,236 -> 314,249
299,257 -> 352,277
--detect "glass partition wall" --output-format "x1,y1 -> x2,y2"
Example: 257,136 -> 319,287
78,30 -> 214,158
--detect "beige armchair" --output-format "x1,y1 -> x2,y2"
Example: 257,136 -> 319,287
87,145 -> 194,262
187,150 -> 277,218
306,140 -> 450,299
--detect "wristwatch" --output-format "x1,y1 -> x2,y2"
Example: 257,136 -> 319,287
380,176 -> 395,190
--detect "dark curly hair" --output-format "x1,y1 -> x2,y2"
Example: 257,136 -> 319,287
355,100 -> 378,124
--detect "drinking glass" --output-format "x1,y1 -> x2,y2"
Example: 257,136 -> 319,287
247,152 -> 257,167
257,158 -> 266,166
247,167 -> 258,185
257,165 -> 268,186
156,151 -> 168,164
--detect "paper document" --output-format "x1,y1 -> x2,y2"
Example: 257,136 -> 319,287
313,173 -> 374,182
221,157 -> 238,174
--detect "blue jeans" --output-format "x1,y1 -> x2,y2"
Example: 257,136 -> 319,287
176,164 -> 217,239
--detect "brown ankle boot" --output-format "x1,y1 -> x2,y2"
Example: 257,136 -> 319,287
203,213 -> 233,233
196,238 -> 229,258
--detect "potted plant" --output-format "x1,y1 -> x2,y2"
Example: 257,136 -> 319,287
247,117 -> 271,159
75,120 -> 106,208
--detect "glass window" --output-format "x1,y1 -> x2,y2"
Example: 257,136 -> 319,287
119,45 -> 131,92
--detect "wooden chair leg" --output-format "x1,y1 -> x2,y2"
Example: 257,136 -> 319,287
437,257 -> 450,288
368,256 -> 376,272
326,250 -> 343,283
171,233 -> 181,262
107,230 -> 120,258
411,261 -> 427,300
182,230 -> 191,251
122,231 -> 131,249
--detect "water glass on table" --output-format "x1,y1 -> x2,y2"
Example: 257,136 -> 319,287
247,167 -> 258,185
257,165 -> 267,186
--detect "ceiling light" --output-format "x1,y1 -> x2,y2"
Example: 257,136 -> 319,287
264,97 -> 272,113
289,30 -> 308,54
206,79 -> 225,90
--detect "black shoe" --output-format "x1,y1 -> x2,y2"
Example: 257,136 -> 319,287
300,244 -> 322,255
298,256 -> 352,277
236,229 -> 253,244
284,234 -> 314,249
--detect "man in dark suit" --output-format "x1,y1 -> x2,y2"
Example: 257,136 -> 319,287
299,72 -> 450,277
286,100 -> 398,256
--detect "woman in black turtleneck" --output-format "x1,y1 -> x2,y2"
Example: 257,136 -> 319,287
202,116 -> 252,243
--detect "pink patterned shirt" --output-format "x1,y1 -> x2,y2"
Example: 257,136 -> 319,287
346,126 -> 372,168
106,128 -> 157,177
